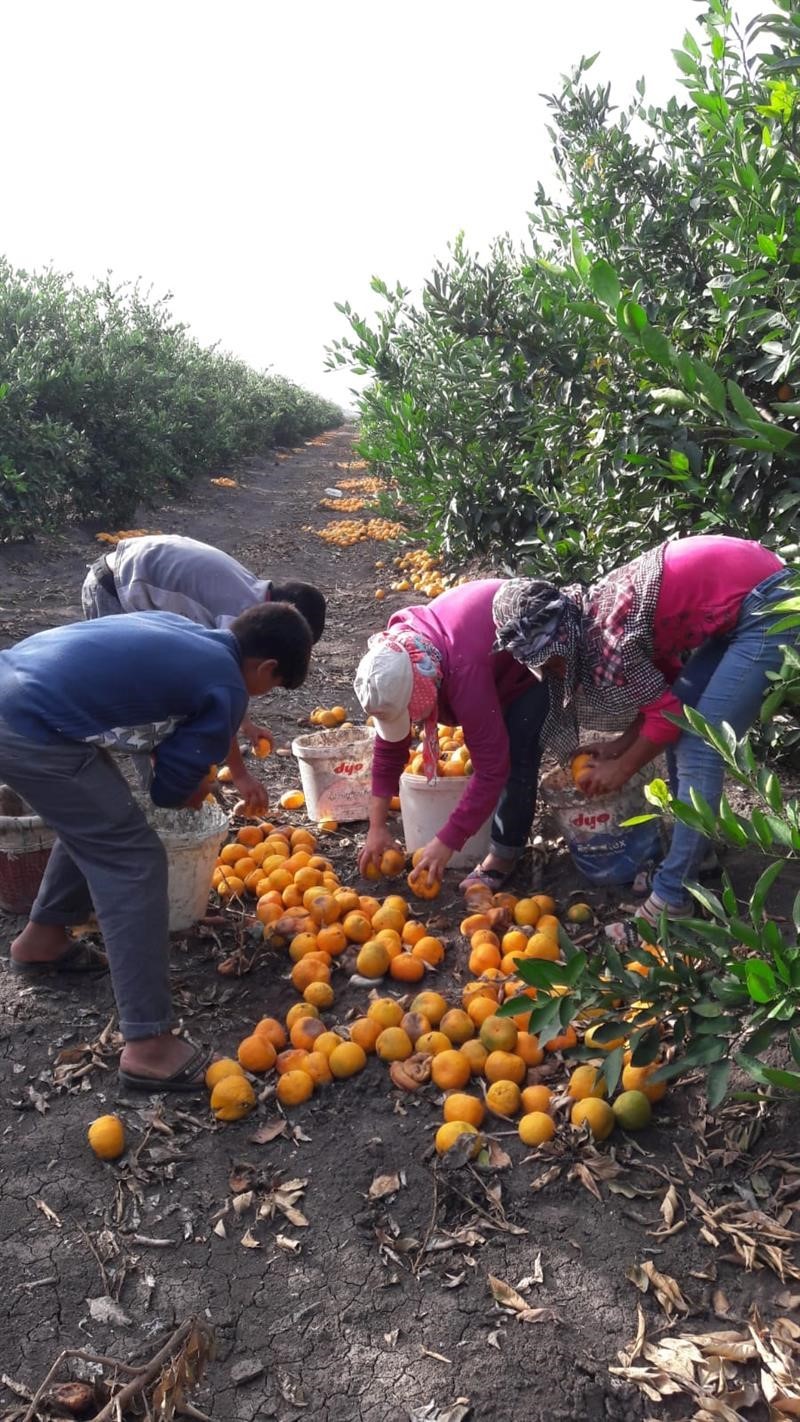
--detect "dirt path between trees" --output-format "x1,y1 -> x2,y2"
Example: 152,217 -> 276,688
0,429 -> 798,1422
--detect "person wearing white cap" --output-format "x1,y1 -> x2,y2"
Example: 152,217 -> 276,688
354,579 -> 550,890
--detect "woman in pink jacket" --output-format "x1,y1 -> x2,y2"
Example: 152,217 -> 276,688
354,580 -> 550,890
493,535 -> 792,923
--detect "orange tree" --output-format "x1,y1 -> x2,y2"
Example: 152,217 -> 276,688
328,0 -> 800,581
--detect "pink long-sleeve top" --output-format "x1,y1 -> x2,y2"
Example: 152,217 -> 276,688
370,580 -> 535,851
639,536 -> 784,743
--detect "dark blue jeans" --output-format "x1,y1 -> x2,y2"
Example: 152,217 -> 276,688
489,680 -> 550,859
654,568 -> 794,907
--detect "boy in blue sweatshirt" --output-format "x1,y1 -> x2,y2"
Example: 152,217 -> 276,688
0,603 -> 312,1090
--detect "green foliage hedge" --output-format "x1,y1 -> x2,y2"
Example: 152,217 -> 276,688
0,264 -> 342,538
329,0 -> 800,582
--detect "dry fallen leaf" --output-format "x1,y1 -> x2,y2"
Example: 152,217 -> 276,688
240,1228 -> 260,1248
369,1172 -> 402,1200
249,1118 -> 288,1145
275,1234 -> 301,1253
488,1275 -> 529,1313
626,1259 -> 689,1317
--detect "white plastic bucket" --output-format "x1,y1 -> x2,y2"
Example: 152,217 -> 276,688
145,801 -> 230,932
291,726 -> 376,822
399,772 -> 491,869
540,765 -> 663,886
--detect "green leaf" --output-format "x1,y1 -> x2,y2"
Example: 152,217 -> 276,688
745,959 -> 778,1003
735,1053 -> 800,1093
706,1058 -> 731,1108
640,325 -> 673,366
693,359 -> 727,414
726,379 -> 762,425
589,259 -> 621,308
757,233 -> 779,260
603,1045 -> 624,1096
749,858 -> 784,923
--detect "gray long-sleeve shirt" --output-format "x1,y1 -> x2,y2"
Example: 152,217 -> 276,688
107,535 -> 271,628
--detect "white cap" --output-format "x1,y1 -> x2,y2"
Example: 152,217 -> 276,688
354,642 -> 413,742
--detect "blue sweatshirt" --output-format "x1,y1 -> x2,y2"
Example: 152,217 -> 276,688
0,612 -> 249,807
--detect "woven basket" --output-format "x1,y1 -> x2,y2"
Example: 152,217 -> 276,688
0,786 -> 55,914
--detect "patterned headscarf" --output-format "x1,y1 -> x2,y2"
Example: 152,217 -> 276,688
368,629 -> 443,779
493,544 -> 667,761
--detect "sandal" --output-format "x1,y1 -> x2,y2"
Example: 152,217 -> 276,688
9,937 -> 108,978
118,1042 -> 212,1094
638,892 -> 695,927
458,862 -> 518,894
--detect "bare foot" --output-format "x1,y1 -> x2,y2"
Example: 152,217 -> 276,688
119,1034 -> 207,1084
10,922 -> 73,965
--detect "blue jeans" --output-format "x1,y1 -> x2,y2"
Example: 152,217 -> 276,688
489,680 -> 550,858
652,568 -> 795,908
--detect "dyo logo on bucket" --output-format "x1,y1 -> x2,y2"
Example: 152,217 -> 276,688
568,810 -> 611,830
333,761 -> 364,776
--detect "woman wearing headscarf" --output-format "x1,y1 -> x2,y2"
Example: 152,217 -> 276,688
493,535 -> 792,923
354,580 -> 550,889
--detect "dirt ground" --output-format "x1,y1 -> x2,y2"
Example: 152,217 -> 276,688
1,428 -> 799,1422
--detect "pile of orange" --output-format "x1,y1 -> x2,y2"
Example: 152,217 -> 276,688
309,706 -> 349,729
404,723 -> 473,779
204,796 -> 670,1155
95,528 -> 159,545
313,517 -> 404,548
320,496 -> 366,512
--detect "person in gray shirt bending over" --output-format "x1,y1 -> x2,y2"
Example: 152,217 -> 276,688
82,534 -> 325,811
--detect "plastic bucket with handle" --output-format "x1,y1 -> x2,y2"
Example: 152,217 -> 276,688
145,801 -> 230,932
291,726 -> 376,822
399,772 -> 491,870
540,765 -> 662,886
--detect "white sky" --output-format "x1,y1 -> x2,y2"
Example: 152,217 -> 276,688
5,0 -> 761,411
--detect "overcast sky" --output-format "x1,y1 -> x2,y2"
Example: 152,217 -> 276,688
5,1 -> 761,410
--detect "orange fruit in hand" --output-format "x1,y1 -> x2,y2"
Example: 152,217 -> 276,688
329,1041 -> 367,1078
376,1026 -> 414,1061
277,1069 -> 315,1106
407,866 -> 441,900
485,1079 -> 522,1118
380,848 -> 406,878
237,1035 -> 277,1073
519,1111 -> 556,1146
521,1084 -> 552,1114
571,752 -> 594,789
571,1097 -> 615,1140
484,1050 -> 526,1086
431,1049 -> 471,1090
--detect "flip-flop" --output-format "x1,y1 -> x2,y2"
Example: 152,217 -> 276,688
9,937 -> 108,978
118,1042 -> 212,1094
458,863 -> 517,894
